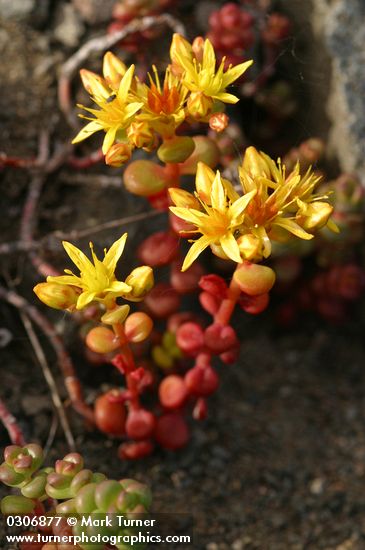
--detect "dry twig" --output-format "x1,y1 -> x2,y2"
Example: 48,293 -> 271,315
0,285 -> 94,425
58,13 -> 186,127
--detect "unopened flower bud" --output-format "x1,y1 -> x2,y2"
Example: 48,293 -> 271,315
86,326 -> 120,354
233,261 -> 276,296
209,112 -> 229,133
242,146 -> 272,179
237,233 -> 263,261
157,135 -> 195,164
34,282 -> 78,310
187,92 -> 214,119
192,397 -> 208,420
159,375 -> 188,409
124,312 -> 153,343
105,143 -> 132,167
192,36 -> 204,63
127,121 -> 156,150
125,266 -> 154,301
298,201 -> 333,231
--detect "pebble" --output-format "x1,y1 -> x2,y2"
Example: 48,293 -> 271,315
0,0 -> 49,26
54,4 -> 85,48
72,0 -> 115,25
310,477 -> 325,495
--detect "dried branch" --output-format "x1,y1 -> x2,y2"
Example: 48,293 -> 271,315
0,209 -> 164,256
0,285 -> 94,425
59,13 -> 186,127
19,309 -> 76,451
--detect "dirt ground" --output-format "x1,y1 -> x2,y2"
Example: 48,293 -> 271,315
1,2 -> 365,550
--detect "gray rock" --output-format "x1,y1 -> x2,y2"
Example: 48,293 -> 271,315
54,3 -> 85,48
0,0 -> 35,21
314,0 -> 365,182
72,0 -> 115,25
0,0 -> 49,26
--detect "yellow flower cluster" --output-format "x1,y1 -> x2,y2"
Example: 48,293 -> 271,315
72,34 -> 252,163
34,234 -> 153,311
169,147 -> 338,271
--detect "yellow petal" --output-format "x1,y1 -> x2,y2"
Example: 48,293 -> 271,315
169,206 -> 205,225
214,92 -> 239,104
181,235 -> 212,271
222,60 -> 253,87
76,291 -> 96,310
229,190 -> 256,219
46,274 -> 82,287
104,281 -> 132,294
195,162 -> 215,202
62,241 -> 94,274
102,126 -> 118,155
220,233 -> 242,263
202,38 -> 216,71
117,64 -> 135,103
103,233 -> 128,274
210,171 -> 225,210
274,218 -> 314,240
72,121 -> 103,145
168,188 -> 200,209
103,51 -> 127,89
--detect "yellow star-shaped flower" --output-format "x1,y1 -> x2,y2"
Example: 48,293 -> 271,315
170,171 -> 255,271
46,234 -> 132,310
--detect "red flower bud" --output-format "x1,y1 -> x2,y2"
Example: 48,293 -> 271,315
155,413 -> 190,450
95,392 -> 126,436
176,322 -> 204,356
159,375 -> 188,409
118,440 -> 154,460
204,323 -> 238,354
137,231 -> 179,267
125,409 -> 156,440
239,292 -> 270,315
170,261 -> 204,294
185,366 -> 219,397
144,283 -> 181,319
